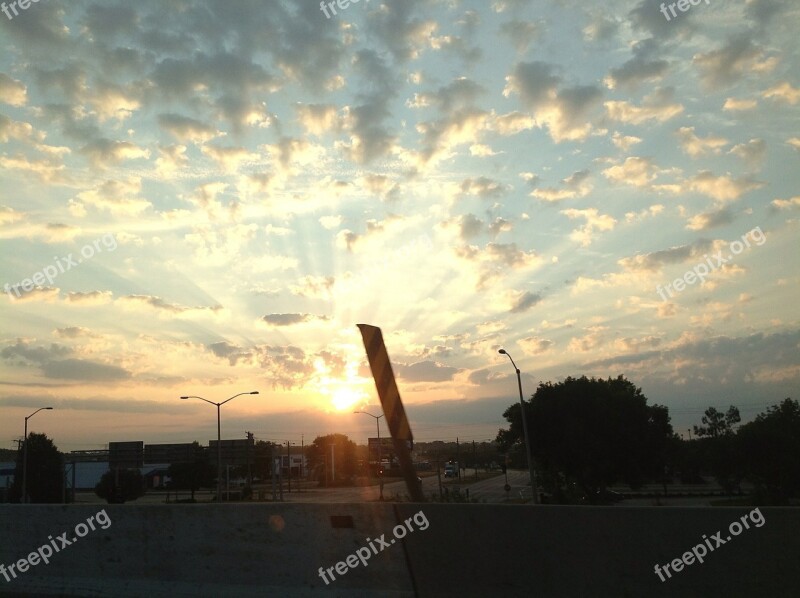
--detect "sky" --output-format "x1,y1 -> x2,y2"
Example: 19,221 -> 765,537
0,0 -> 798,454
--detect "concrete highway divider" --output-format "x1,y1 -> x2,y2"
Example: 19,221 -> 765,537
1,504 -> 798,596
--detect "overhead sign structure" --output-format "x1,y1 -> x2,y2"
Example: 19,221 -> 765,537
108,441 -> 143,469
209,438 -> 254,466
357,324 -> 424,502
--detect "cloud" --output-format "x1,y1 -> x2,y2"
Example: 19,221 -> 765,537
1,339 -> 130,382
42,359 -> 131,381
685,207 -> 735,231
396,360 -> 461,382
74,177 -> 151,216
500,20 -> 543,54
676,127 -> 728,157
728,138 -> 766,169
289,276 -> 335,299
456,242 -> 540,289
117,295 -> 224,317
319,215 -> 342,230
53,326 -> 97,338
532,169 -> 592,201
605,87 -> 684,124
295,103 -> 342,136
509,291 -> 543,313
201,144 -> 258,172
459,176 -> 509,200
618,240 -> 713,272
66,291 -> 114,305
568,326 -> 607,353
260,313 -> 328,327
560,208 -> 616,246
504,61 -> 603,142
686,171 -> 763,203
770,196 -> 800,210
7,286 -> 60,303
158,113 -> 221,143
79,138 -> 150,167
693,35 -> 777,90
723,97 -> 757,111
603,157 -> 657,187
605,39 -> 669,91
611,132 -> 642,151
0,73 -> 27,106
517,336 -> 553,355
583,13 -> 619,42
762,82 -> 800,105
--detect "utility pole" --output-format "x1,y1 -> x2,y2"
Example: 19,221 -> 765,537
498,349 -> 539,504
270,444 -> 277,501
287,441 -> 291,493
329,443 -> 336,483
456,437 -> 460,479
473,440 -> 478,480
301,434 -> 304,479
436,458 -> 442,500
246,431 -> 253,488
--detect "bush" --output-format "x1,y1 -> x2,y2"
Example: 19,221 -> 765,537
95,469 -> 145,504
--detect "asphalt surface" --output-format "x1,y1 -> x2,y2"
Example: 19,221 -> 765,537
70,471 -> 732,505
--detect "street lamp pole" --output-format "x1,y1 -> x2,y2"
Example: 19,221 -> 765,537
498,349 -> 539,504
180,391 -> 259,502
22,407 -> 53,504
355,410 -> 384,500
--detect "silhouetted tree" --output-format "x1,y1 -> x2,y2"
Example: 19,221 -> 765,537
497,375 -> 674,503
693,406 -> 740,438
306,434 -> 358,486
738,398 -> 800,504
95,468 -> 145,503
10,433 -> 63,503
692,406 -> 744,493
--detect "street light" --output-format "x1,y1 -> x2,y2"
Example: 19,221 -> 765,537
22,407 -> 53,504
498,349 -> 539,504
180,391 -> 258,502
355,410 -> 384,500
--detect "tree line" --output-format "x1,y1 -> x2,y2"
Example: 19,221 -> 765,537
496,375 -> 799,505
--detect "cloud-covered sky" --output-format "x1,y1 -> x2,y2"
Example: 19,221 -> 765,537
1,0 -> 798,451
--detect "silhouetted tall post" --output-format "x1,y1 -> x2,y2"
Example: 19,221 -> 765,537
456,437 -> 460,479
22,407 -> 53,503
179,392 -> 259,502
498,349 -> 539,504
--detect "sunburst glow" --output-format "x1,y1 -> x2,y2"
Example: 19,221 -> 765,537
330,386 -> 367,411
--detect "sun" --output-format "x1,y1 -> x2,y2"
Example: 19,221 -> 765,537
330,386 -> 366,411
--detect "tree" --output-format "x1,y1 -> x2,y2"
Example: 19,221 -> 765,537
497,375 -> 674,503
693,406 -> 740,438
167,442 -> 214,500
95,468 -> 145,504
10,433 -> 63,503
305,434 -> 358,486
253,440 -> 282,480
692,406 -> 743,493
738,398 -> 800,504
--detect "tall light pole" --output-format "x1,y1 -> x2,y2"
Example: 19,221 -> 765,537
355,410 -> 384,499
180,391 -> 258,502
22,407 -> 53,504
498,349 -> 538,504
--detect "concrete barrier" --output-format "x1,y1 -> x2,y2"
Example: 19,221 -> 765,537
395,504 -> 800,597
1,504 -> 798,596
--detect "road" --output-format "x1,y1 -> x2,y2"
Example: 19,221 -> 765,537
71,472 -> 730,505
